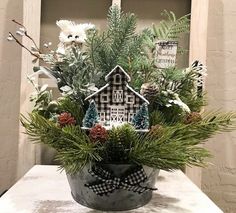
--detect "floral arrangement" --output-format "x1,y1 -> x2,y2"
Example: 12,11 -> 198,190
8,6 -> 236,175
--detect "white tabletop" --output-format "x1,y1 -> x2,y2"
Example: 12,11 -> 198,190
0,165 -> 222,213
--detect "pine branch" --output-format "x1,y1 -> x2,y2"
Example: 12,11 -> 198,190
21,113 -> 102,174
129,111 -> 236,170
86,5 -> 149,87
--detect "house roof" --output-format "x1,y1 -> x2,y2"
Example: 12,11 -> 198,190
84,83 -> 109,101
85,83 -> 149,104
85,65 -> 149,104
105,65 -> 131,82
126,84 -> 149,104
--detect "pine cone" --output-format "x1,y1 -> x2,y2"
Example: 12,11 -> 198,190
140,83 -> 159,102
58,112 -> 76,127
89,124 -> 108,143
149,125 -> 164,138
184,112 -> 202,124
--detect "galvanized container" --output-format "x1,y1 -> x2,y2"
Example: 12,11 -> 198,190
66,164 -> 158,211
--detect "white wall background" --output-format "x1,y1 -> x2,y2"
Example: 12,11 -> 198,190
203,0 -> 236,212
0,0 -> 40,195
0,0 -> 23,195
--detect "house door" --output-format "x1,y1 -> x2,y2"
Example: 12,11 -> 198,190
110,106 -> 126,124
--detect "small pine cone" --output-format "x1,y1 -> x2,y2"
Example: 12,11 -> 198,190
140,83 -> 159,102
184,112 -> 202,124
149,125 -> 164,138
89,124 -> 108,143
58,112 -> 76,127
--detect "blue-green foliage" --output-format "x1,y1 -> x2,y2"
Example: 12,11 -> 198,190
83,100 -> 99,128
132,103 -> 149,129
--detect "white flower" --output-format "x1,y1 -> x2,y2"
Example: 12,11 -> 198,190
7,36 -> 13,41
19,27 -> 26,33
7,34 -> 14,41
43,42 -> 52,48
16,30 -> 24,36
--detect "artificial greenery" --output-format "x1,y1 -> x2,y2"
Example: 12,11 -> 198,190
152,10 -> 190,55
21,113 -> 102,174
86,6 -> 153,88
27,77 -> 54,118
21,111 -> 236,173
152,10 -> 190,41
13,6 -> 236,174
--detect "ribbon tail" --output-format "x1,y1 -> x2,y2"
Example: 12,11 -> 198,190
121,183 -> 157,194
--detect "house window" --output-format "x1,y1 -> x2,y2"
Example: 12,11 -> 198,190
126,94 -> 135,104
99,112 -> 106,122
114,74 -> 122,85
100,93 -> 109,103
110,106 -> 126,123
128,113 -> 135,123
112,90 -> 123,102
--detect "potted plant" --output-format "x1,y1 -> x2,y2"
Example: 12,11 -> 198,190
8,6 -> 236,211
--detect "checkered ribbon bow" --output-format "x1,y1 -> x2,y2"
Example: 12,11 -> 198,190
85,166 -> 157,196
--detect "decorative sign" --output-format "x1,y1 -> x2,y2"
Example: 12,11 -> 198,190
154,41 -> 178,69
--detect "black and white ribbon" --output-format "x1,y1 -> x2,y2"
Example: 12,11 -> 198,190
85,166 -> 157,196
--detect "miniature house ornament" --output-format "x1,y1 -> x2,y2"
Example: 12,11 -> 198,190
83,65 -> 150,129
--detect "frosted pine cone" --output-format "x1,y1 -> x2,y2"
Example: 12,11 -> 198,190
149,124 -> 164,138
140,83 -> 159,102
58,112 -> 76,127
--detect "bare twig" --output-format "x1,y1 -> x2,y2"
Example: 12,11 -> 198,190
8,32 -> 41,59
12,19 -> 42,54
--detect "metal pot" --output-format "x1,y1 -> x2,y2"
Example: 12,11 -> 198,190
66,164 -> 158,211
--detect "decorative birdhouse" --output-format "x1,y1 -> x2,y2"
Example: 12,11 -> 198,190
83,65 -> 150,129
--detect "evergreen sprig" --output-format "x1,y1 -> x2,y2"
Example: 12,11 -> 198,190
148,64 -> 207,123
21,110 -> 236,173
86,5 -> 152,87
153,10 -> 190,40
129,111 -> 236,170
21,113 -> 101,174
